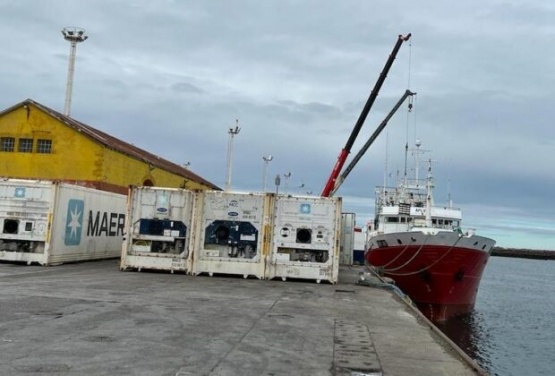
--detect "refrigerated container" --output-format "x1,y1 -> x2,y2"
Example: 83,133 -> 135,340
120,186 -> 196,273
340,212 -> 356,265
266,195 -> 342,283
191,191 -> 271,279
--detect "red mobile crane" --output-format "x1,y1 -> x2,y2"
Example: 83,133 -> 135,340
329,89 -> 415,197
320,33 -> 411,197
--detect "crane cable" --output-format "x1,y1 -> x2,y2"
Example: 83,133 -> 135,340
403,39 -> 414,183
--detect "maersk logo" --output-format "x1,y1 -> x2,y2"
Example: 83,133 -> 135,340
65,199 -> 84,246
300,203 -> 311,214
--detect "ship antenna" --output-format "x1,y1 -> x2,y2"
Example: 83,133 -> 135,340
403,141 -> 408,187
446,158 -> 453,208
447,178 -> 452,208
415,139 -> 422,185
384,132 -> 389,188
425,158 -> 433,227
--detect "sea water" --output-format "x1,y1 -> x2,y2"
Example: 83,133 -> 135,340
437,256 -> 555,376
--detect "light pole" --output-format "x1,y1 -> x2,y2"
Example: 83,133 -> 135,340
274,174 -> 281,194
283,172 -> 291,194
225,119 -> 241,191
262,155 -> 273,192
61,27 -> 88,117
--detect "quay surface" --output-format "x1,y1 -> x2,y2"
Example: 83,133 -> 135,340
0,260 -> 484,376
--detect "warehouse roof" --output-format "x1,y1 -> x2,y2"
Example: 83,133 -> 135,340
0,99 -> 221,190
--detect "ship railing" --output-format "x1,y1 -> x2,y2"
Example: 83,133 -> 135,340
374,185 -> 429,207
400,178 -> 428,190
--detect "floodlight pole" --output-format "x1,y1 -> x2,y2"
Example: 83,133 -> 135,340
62,27 -> 88,117
262,155 -> 273,192
225,119 -> 241,191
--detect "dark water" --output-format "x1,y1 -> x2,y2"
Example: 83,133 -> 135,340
437,257 -> 555,376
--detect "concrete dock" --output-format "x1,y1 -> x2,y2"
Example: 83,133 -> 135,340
0,260 -> 484,376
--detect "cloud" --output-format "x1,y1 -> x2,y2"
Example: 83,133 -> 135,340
1,0 -> 554,250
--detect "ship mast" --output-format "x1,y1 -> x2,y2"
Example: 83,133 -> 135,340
415,139 -> 421,187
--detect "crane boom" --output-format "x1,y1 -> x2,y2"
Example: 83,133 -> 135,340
329,89 -> 415,197
320,33 -> 411,197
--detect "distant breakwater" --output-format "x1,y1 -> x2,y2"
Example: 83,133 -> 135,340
492,247 -> 555,260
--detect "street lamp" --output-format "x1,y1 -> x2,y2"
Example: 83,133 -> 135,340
283,172 -> 291,194
262,155 -> 273,192
225,119 -> 241,191
61,27 -> 88,117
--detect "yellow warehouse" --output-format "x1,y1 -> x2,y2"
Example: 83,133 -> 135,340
0,99 -> 220,194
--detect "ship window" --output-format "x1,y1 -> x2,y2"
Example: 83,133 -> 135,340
432,219 -> 437,225
377,240 -> 388,248
37,139 -> 52,154
386,217 -> 399,223
18,138 -> 33,153
1,137 -> 15,152
397,239 -> 402,245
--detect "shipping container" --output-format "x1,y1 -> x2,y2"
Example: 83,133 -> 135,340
0,179 -> 126,265
266,195 -> 342,283
191,191 -> 270,279
353,227 -> 366,265
120,186 -> 196,273
340,212 -> 356,265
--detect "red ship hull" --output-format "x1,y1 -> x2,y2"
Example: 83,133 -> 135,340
365,232 -> 493,322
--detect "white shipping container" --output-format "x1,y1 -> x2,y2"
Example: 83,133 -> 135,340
340,213 -> 356,265
120,186 -> 196,273
353,229 -> 367,265
0,179 -> 126,265
191,191 -> 270,279
266,195 -> 342,283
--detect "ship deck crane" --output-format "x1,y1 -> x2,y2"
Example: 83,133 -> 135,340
320,33 -> 411,198
330,89 -> 415,197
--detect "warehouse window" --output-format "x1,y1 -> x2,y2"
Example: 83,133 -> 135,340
18,138 -> 34,153
36,139 -> 52,154
1,137 -> 15,152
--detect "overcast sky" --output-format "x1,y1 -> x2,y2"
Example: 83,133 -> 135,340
1,0 -> 554,250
